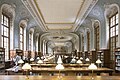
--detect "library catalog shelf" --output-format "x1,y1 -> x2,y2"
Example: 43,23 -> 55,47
115,48 -> 120,71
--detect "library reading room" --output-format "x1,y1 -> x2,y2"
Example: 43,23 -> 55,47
0,0 -> 120,80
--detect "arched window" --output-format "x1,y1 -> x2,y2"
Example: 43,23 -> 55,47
105,4 -> 119,60
109,12 -> 118,60
20,26 -> 24,50
0,4 -> 15,60
82,34 -> 84,52
94,21 -> 100,51
35,33 -> 39,51
43,40 -> 46,55
87,31 -> 90,51
29,31 -> 33,51
19,19 -> 28,50
1,13 -> 10,60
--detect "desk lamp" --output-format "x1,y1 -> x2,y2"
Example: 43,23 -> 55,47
88,63 -> 97,80
18,59 -> 24,64
43,57 -> 49,63
57,56 -> 63,64
37,59 -> 43,67
76,59 -> 82,64
18,59 -> 24,67
37,57 -> 40,60
85,58 -> 90,64
85,58 -> 90,62
55,56 -> 64,79
30,58 -> 34,61
76,59 -> 82,68
96,59 -> 102,68
71,58 -> 76,63
22,63 -> 31,80
30,58 -> 34,64
55,64 -> 64,79
80,57 -> 83,60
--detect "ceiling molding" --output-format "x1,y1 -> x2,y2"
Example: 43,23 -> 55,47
22,0 -> 98,32
74,0 -> 98,31
21,0 -> 47,32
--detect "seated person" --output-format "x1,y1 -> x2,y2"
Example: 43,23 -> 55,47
11,54 -> 21,72
13,54 -> 21,66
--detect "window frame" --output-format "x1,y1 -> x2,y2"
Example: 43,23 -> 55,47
1,13 -> 10,60
20,26 -> 24,50
109,12 -> 118,60
94,24 -> 100,51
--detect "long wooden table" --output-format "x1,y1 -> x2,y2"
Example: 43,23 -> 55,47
31,67 -> 113,76
0,75 -> 120,80
30,63 -> 90,67
6,67 -> 114,76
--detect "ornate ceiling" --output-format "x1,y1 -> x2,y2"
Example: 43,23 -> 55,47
21,0 -> 98,47
22,0 -> 98,32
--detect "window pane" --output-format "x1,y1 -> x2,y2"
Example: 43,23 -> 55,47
116,13 -> 118,19
1,25 -> 3,35
116,18 -> 118,24
109,12 -> 118,60
1,14 -> 10,61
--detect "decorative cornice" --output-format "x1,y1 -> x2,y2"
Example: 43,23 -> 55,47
21,0 -> 46,32
74,0 -> 98,31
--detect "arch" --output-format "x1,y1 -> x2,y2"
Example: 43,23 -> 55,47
40,32 -> 79,52
86,28 -> 91,51
0,4 -> 16,49
0,4 -> 16,60
104,3 -> 120,48
28,28 -> 34,51
91,19 -> 101,50
35,33 -> 40,52
19,19 -> 28,50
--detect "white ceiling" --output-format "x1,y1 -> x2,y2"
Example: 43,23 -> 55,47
22,0 -> 97,46
36,0 -> 84,23
27,0 -> 96,31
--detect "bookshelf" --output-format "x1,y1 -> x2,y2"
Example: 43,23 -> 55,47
0,47 -> 5,69
115,48 -> 120,71
97,49 -> 110,68
90,50 -> 96,63
97,51 -> 104,67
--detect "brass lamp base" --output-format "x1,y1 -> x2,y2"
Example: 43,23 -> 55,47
25,76 -> 30,80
